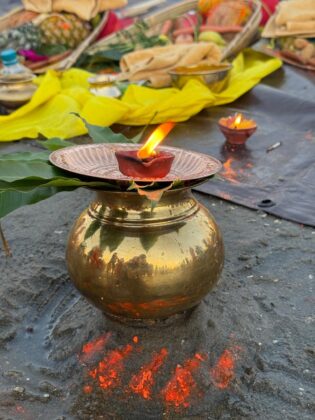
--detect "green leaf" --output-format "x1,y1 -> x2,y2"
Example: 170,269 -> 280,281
35,44 -> 68,56
37,138 -> 75,151
73,113 -> 131,144
0,160 -> 64,182
0,177 -> 116,192
93,49 -> 126,61
0,151 -> 50,161
0,188 -> 60,219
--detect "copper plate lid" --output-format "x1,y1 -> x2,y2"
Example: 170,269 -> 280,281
49,143 -> 222,183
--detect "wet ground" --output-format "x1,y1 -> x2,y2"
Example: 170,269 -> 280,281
0,1 -> 315,419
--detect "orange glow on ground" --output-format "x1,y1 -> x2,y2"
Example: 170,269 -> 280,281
137,122 -> 175,159
129,348 -> 168,399
79,333 -> 111,363
222,158 -> 239,183
132,336 -> 139,344
210,346 -> 242,389
15,406 -> 25,414
89,344 -> 133,390
162,353 -> 205,408
83,385 -> 93,394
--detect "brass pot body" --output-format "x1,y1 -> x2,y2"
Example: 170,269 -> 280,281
66,189 -> 224,320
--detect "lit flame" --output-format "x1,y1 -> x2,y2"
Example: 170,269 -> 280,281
137,122 -> 175,160
234,113 -> 242,127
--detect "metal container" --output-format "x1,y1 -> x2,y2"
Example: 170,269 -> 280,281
66,188 -> 224,322
169,63 -> 232,90
88,74 -> 121,98
0,73 -> 37,109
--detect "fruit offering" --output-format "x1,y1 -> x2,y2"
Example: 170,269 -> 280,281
198,0 -> 222,16
39,13 -> 92,49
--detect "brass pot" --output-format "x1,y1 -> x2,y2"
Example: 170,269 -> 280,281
0,74 -> 37,109
66,188 -> 224,321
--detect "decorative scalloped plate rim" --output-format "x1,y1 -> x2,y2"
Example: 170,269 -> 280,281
49,143 -> 222,183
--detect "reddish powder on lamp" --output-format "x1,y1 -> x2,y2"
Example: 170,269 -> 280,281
89,344 -> 133,390
210,347 -> 241,389
162,353 -> 205,408
129,348 -> 168,399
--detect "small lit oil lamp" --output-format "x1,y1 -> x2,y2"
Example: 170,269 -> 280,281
218,113 -> 257,145
115,122 -> 175,178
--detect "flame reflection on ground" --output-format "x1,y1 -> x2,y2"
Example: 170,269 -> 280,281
79,334 -> 244,411
89,344 -> 133,390
222,158 -> 239,183
162,353 -> 206,408
210,346 -> 242,390
79,333 -> 111,364
129,348 -> 168,399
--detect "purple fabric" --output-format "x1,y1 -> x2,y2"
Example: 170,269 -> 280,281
18,50 -> 48,63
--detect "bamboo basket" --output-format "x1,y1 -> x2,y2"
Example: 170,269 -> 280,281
88,0 -> 262,61
0,7 -> 109,74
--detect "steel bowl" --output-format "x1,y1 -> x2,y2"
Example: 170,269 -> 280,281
88,73 -> 122,98
169,63 -> 232,90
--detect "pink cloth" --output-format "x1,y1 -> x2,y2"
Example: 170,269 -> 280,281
261,0 -> 280,25
19,50 -> 48,62
97,11 -> 133,40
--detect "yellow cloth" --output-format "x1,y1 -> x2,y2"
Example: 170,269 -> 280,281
0,50 -> 282,141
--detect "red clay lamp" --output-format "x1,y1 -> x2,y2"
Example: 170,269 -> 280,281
115,122 -> 175,178
218,113 -> 257,145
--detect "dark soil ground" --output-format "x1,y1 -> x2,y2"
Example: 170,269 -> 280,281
0,1 -> 314,419
0,173 -> 314,420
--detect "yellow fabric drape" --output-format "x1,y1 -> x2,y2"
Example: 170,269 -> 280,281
0,50 -> 282,141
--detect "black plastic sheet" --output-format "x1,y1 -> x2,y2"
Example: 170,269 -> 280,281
169,67 -> 315,227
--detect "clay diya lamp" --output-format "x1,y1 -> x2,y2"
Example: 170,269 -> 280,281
115,122 -> 175,178
218,113 -> 257,146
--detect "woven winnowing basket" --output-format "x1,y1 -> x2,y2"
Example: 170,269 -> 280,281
0,7 -> 109,73
88,0 -> 262,61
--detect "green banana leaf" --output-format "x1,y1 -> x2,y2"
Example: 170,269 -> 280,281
37,138 -> 75,151
0,188 -> 62,219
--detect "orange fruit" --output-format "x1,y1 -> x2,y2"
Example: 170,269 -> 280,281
197,0 -> 222,16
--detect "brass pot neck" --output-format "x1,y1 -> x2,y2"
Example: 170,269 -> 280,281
88,188 -> 199,228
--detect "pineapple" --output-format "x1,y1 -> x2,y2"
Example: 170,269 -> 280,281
39,13 -> 92,49
0,22 -> 42,51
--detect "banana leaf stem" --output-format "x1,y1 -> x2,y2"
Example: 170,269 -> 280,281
0,222 -> 12,257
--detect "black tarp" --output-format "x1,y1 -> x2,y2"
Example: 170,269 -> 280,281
168,66 -> 315,227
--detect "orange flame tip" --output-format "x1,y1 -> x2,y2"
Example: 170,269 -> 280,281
234,113 -> 242,127
137,122 -> 175,160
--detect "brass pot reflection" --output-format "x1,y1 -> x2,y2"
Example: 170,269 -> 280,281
66,188 -> 224,321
